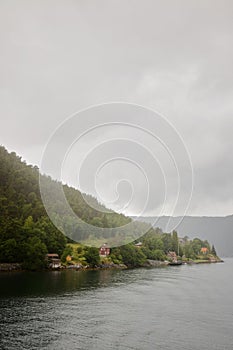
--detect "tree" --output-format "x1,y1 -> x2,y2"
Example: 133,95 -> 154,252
192,238 -> 202,255
151,249 -> 166,261
22,237 -> 48,270
23,216 -> 34,230
61,246 -> 73,263
0,239 -> 17,263
161,233 -> 173,253
84,247 -> 100,267
211,245 -> 217,256
172,230 -> 179,254
142,232 -> 164,251
183,241 -> 196,259
112,244 -> 146,267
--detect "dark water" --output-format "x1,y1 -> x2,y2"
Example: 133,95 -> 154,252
1,260 -> 233,350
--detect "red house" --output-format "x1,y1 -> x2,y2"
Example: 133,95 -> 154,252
99,244 -> 110,257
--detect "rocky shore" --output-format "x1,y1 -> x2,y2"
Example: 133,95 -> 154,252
0,258 -> 224,272
0,263 -> 22,272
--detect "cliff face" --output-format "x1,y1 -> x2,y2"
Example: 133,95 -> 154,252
131,215 -> 233,257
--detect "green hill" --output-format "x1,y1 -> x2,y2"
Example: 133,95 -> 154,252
0,146 -> 131,268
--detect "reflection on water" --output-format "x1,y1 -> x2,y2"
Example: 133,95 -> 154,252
0,268 -> 151,298
1,260 -> 233,350
0,269 -> 121,297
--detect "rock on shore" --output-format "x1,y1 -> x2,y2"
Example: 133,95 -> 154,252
0,263 -> 22,272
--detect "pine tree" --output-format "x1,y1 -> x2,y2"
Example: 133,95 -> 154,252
211,245 -> 217,256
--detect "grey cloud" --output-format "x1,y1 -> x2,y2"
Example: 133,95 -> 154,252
0,0 -> 232,216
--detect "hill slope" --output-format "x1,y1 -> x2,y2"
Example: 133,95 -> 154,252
0,146 -> 131,267
0,145 -> 224,270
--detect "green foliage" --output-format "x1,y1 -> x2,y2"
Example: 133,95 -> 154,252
83,247 -> 100,267
211,245 -> 217,256
76,245 -> 83,254
21,237 -> 48,270
0,239 -> 18,263
61,246 -> 73,263
182,238 -> 213,260
183,241 -> 196,259
172,231 -> 179,254
111,244 -> 146,267
141,229 -> 164,251
0,146 -> 131,269
161,233 -> 173,253
150,249 -> 166,261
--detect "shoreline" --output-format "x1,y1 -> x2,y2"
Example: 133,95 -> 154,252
0,259 -> 224,273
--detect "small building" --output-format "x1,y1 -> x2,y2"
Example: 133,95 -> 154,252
46,253 -> 61,269
135,242 -> 143,247
99,244 -> 110,257
200,247 -> 208,254
167,251 -> 178,262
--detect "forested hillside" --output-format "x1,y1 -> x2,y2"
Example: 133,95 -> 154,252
0,146 -> 220,269
0,146 -> 130,268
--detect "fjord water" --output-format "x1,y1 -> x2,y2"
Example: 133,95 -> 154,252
1,260 -> 233,350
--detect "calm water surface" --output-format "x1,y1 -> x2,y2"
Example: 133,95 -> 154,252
1,259 -> 233,350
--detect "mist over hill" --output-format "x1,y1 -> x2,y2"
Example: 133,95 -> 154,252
1,144 -> 231,263
131,216 -> 233,257
0,145 -> 134,266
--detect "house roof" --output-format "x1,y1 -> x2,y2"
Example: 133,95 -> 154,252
201,247 -> 208,252
99,244 -> 110,249
46,254 -> 59,258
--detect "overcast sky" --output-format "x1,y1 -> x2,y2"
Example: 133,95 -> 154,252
0,0 -> 233,216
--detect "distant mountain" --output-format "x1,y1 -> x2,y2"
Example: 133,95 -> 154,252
131,215 -> 233,257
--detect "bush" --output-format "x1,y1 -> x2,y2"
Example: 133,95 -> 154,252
83,247 -> 100,267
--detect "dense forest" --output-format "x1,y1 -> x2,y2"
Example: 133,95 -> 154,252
0,146 -> 131,268
0,146 -> 219,270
